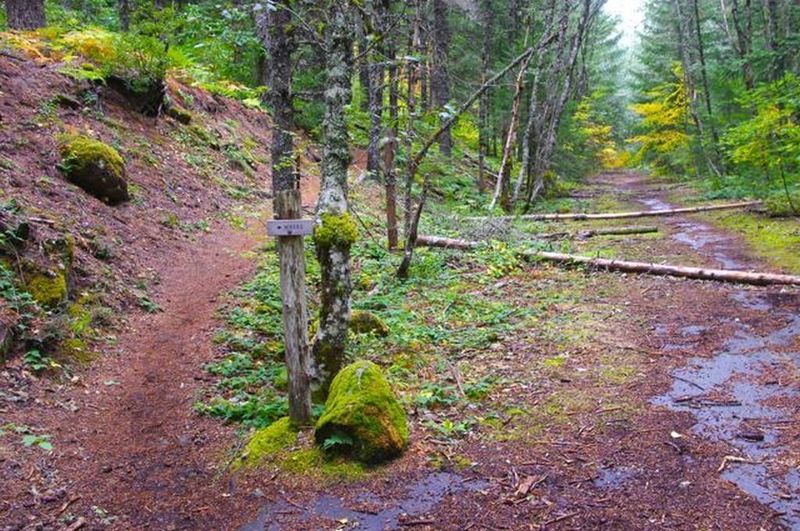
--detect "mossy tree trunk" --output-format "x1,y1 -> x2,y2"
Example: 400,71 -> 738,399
265,1 -> 313,425
313,6 -> 355,399
6,0 -> 46,30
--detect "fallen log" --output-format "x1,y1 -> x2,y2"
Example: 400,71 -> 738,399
465,201 -> 762,222
415,235 -> 800,286
541,225 -> 659,240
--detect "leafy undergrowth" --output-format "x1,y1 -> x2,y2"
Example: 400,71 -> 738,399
196,179 -> 650,476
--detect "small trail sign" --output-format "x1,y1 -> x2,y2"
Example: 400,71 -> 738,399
267,219 -> 315,237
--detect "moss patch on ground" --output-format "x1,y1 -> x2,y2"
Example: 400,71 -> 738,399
236,416 -> 366,481
704,211 -> 800,274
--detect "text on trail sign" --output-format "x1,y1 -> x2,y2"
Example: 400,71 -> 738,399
267,219 -> 315,237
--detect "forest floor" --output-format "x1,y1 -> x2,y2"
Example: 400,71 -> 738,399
3,170 -> 800,531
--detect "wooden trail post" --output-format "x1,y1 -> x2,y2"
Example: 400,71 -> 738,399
269,191 -> 315,425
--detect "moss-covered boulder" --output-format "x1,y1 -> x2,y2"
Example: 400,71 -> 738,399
166,105 -> 192,125
349,310 -> 389,337
58,135 -> 129,205
26,269 -> 68,309
315,360 -> 408,464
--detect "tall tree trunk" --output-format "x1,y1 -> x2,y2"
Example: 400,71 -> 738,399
358,26 -> 371,112
431,0 -> 452,156
366,0 -> 387,182
119,0 -> 131,31
691,0 -> 724,169
264,1 -> 312,425
384,127 -> 399,249
477,0 -> 494,194
673,0 -> 721,178
6,0 -> 46,30
386,14 -> 400,249
764,0 -> 784,81
490,54 -> 533,212
313,6 -> 355,398
730,0 -> 754,89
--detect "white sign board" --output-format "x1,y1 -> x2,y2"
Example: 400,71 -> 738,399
267,219 -> 315,237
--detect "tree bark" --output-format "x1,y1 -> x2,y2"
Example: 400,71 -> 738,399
366,0 -> 387,182
730,0 -> 754,89
6,0 -> 46,30
415,235 -> 800,286
313,6 -> 354,398
264,1 -> 312,425
477,0 -> 494,193
383,127 -> 398,249
431,0 -> 452,156
118,0 -> 131,31
764,0 -> 784,81
490,53 -> 533,212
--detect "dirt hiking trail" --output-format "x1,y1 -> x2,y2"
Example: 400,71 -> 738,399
4,171 -> 800,530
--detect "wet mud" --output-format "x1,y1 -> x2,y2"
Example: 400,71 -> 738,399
241,472 -> 487,531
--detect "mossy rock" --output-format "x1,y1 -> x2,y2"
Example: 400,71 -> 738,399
166,105 -> 192,125
58,135 -> 129,205
314,360 -> 408,464
349,310 -> 389,337
26,270 -> 67,309
60,337 -> 97,364
237,417 -> 298,468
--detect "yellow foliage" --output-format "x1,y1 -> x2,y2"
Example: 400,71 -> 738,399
627,63 -> 691,168
573,95 -> 625,169
59,28 -> 117,64
452,113 -> 480,151
0,31 -> 54,62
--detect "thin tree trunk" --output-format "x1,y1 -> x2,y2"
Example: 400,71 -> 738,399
384,127 -> 399,249
490,53 -> 533,212
673,0 -> 721,178
730,0 -> 754,89
119,0 -> 130,31
366,0 -> 387,182
386,20 -> 400,249
397,47 -> 537,278
313,7 -> 355,398
691,0 -> 724,169
264,1 -> 312,425
431,0 -> 452,156
765,0 -> 784,81
477,0 -> 493,193
6,0 -> 46,30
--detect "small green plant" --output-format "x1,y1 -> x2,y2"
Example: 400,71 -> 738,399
23,349 -> 55,373
321,433 -> 355,452
136,294 -> 162,313
21,433 -> 53,451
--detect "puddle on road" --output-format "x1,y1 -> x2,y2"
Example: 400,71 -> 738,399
593,466 -> 638,490
652,291 -> 800,527
641,198 -> 673,211
638,196 -> 748,270
240,472 -> 487,531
